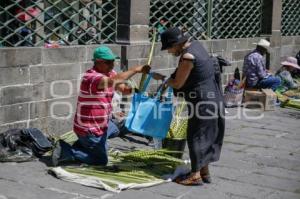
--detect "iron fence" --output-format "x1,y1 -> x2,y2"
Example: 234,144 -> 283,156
211,0 -> 262,39
0,0 -> 117,47
150,0 -> 263,40
282,0 -> 300,36
1,0 -> 299,47
150,0 -> 208,40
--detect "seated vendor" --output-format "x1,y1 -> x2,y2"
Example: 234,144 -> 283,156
243,39 -> 281,91
276,57 -> 300,90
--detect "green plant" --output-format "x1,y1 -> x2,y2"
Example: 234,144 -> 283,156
166,102 -> 188,140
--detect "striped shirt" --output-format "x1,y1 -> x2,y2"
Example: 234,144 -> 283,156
73,68 -> 117,137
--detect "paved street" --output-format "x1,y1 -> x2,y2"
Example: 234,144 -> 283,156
0,107 -> 300,199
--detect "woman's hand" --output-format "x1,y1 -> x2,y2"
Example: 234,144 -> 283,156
152,72 -> 166,81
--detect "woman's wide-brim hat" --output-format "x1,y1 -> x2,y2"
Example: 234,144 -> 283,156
281,57 -> 300,70
161,27 -> 189,50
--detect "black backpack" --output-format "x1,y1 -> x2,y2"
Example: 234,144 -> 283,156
0,128 -> 53,160
21,128 -> 53,157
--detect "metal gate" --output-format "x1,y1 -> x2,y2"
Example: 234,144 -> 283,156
0,0 -> 117,47
282,0 -> 300,36
150,0 -> 263,40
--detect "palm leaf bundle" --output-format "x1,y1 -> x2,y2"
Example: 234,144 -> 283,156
166,102 -> 188,140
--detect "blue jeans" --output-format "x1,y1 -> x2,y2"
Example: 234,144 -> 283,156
258,76 -> 281,91
71,133 -> 108,165
62,120 -> 121,165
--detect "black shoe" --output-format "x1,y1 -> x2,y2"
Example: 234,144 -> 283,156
146,136 -> 154,146
51,140 -> 74,167
51,140 -> 62,167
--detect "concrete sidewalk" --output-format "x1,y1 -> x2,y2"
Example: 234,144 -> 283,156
0,107 -> 300,199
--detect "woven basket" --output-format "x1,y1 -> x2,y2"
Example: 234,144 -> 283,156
224,88 -> 244,108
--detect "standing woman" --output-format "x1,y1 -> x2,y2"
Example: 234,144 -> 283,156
161,27 -> 225,185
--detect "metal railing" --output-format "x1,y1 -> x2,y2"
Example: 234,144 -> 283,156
150,0 -> 208,40
211,0 -> 262,39
150,0 -> 263,40
0,0 -> 117,47
1,0 -> 299,47
282,0 -> 300,36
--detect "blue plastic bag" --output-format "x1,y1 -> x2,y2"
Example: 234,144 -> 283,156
125,75 -> 174,138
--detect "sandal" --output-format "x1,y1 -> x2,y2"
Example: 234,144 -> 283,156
173,172 -> 191,182
201,175 -> 212,184
200,165 -> 212,184
175,174 -> 203,186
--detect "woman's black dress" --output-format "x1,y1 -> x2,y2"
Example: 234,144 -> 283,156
175,41 -> 225,172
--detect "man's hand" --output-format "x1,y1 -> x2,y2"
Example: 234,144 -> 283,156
152,72 -> 166,81
134,65 -> 151,74
115,112 -> 125,118
113,111 -> 126,122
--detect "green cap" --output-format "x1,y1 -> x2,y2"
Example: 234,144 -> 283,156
93,45 -> 119,61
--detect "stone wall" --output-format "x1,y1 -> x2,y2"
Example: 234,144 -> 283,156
280,36 -> 300,65
0,45 -> 121,135
0,36 -> 299,135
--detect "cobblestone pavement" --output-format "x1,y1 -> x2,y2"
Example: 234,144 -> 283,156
0,107 -> 300,199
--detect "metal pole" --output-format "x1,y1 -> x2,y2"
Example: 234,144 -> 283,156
207,0 -> 213,39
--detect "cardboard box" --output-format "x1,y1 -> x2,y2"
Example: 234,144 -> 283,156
244,90 -> 265,110
244,89 -> 277,111
261,89 -> 277,111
